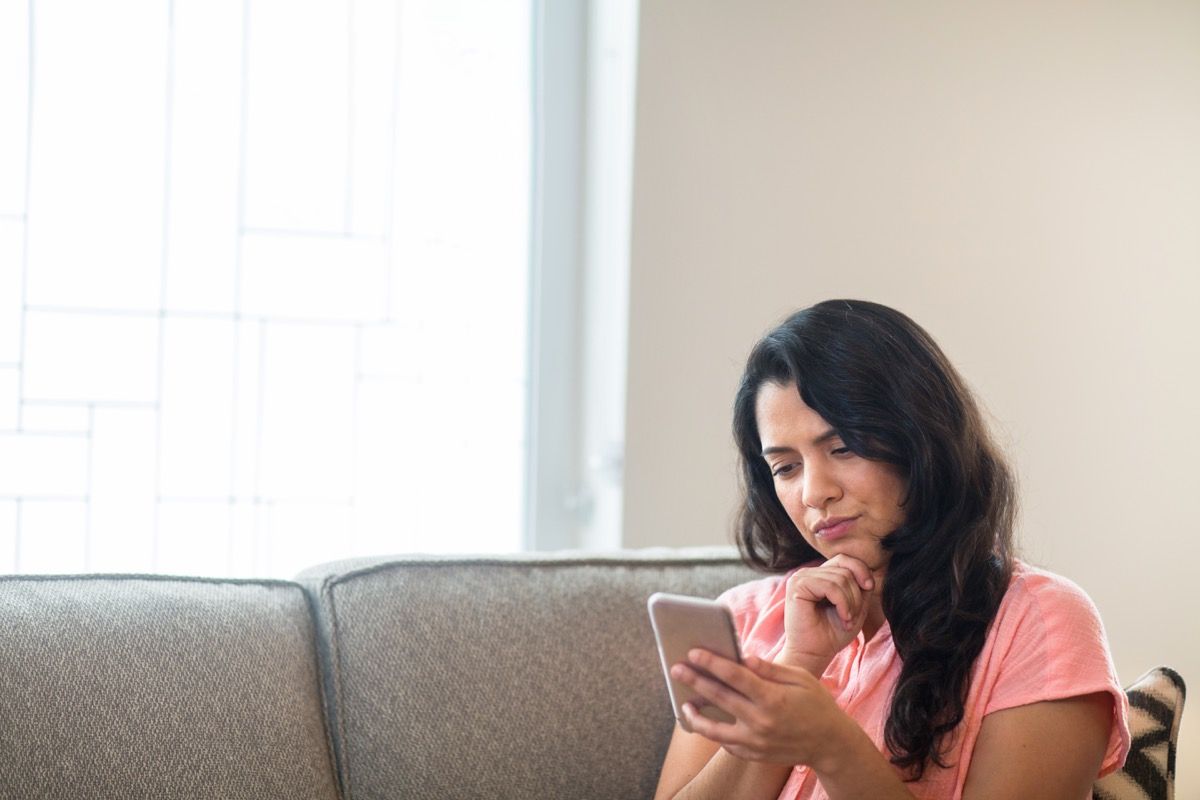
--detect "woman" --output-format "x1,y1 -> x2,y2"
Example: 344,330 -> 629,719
654,300 -> 1129,799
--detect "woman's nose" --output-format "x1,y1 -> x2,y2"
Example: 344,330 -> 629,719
801,465 -> 840,509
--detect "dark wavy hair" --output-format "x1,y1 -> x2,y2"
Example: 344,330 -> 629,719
733,299 -> 1016,780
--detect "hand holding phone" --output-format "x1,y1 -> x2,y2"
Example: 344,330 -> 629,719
647,592 -> 742,731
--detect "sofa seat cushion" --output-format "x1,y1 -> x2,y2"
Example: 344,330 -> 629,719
0,575 -> 341,800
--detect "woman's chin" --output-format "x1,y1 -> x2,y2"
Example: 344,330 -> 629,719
818,542 -> 889,573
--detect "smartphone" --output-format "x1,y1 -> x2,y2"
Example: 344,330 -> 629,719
647,592 -> 742,731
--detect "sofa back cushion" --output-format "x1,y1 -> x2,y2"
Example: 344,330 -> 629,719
0,575 -> 341,800
300,549 -> 756,800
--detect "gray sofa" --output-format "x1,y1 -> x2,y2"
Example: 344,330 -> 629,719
0,549 -> 754,799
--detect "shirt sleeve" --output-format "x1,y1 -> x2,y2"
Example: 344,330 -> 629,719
982,569 -> 1131,777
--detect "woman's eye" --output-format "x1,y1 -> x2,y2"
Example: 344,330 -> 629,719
772,462 -> 799,477
831,447 -> 851,456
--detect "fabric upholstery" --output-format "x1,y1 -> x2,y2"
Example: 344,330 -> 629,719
299,548 -> 756,800
0,575 -> 341,800
1095,666 -> 1186,800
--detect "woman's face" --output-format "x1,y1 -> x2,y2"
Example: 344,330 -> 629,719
755,381 -> 908,572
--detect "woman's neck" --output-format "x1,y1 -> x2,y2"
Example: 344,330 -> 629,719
862,570 -> 888,641
863,602 -> 887,642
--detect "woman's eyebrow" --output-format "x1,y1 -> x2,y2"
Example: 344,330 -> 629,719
813,428 -> 840,445
761,429 -> 839,456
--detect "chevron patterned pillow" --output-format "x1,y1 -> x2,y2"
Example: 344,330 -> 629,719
1094,666 -> 1186,800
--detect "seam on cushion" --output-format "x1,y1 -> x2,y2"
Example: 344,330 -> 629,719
319,555 -> 751,592
0,572 -> 303,588
300,580 -> 349,800
320,575 -> 354,800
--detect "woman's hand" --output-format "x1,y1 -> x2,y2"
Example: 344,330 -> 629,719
670,649 -> 853,771
661,648 -> 921,799
777,554 -> 879,673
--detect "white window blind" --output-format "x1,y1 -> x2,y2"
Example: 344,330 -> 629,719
0,0 -> 531,578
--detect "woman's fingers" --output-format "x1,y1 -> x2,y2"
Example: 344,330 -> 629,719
679,700 -> 763,757
788,571 -> 863,628
822,553 -> 876,590
675,649 -> 758,698
674,656 -> 774,752
679,657 -> 819,760
679,700 -> 733,743
744,654 -> 811,685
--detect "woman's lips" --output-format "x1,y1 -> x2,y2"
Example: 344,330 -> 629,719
814,516 -> 857,541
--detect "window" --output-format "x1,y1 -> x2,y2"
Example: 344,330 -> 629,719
0,0 -> 537,577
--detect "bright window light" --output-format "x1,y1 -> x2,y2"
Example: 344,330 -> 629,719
0,0 -> 531,578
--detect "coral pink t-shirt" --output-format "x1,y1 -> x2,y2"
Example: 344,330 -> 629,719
717,561 -> 1130,799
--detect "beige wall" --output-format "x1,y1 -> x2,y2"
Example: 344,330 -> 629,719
623,1 -> 1200,791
